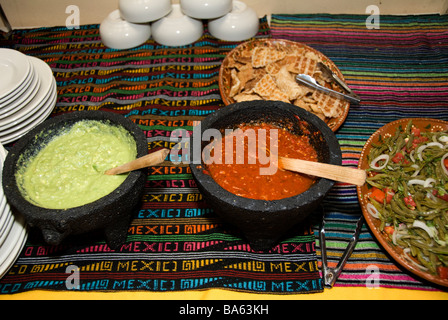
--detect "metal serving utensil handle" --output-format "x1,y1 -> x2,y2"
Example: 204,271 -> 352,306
296,74 -> 361,104
320,215 -> 365,288
317,62 -> 353,94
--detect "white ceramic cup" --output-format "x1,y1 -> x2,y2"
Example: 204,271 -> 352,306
180,0 -> 232,19
100,9 -> 151,50
118,0 -> 172,23
208,0 -> 259,41
151,4 -> 203,47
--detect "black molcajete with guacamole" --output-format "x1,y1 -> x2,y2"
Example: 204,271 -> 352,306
2,111 -> 147,249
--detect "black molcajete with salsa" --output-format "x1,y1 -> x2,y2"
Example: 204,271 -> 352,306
190,100 -> 342,251
205,122 -> 319,200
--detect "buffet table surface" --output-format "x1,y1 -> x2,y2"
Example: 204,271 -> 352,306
1,13 -> 448,300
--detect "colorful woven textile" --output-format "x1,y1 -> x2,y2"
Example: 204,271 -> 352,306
1,13 -> 447,295
0,18 -> 325,294
271,14 -> 448,291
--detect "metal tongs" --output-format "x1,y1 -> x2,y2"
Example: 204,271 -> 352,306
320,215 -> 364,288
295,62 -> 361,104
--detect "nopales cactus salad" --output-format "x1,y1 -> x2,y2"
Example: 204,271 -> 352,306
365,120 -> 448,278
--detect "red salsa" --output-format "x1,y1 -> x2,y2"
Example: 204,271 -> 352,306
206,123 -> 318,200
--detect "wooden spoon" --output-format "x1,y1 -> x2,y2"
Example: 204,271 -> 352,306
104,148 -> 170,175
279,157 -> 366,186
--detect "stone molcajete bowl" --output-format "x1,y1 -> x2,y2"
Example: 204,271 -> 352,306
189,100 -> 342,251
2,111 -> 147,249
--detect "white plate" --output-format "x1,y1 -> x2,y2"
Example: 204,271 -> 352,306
0,80 -> 56,136
0,57 -> 54,128
0,85 -> 56,145
0,66 -> 34,106
0,214 -> 27,279
0,64 -> 35,107
0,195 -> 7,230
0,209 -> 13,246
0,203 -> 7,238
0,227 -> 27,279
0,214 -> 25,259
0,224 -> 27,279
0,145 -> 7,224
0,109 -> 28,280
0,150 -> 11,242
0,70 -> 40,118
0,143 -> 7,160
0,49 -> 32,99
0,79 -> 54,132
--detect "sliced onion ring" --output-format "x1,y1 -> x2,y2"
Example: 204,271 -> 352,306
402,248 -> 429,271
369,154 -> 389,170
366,202 -> 380,219
412,220 -> 437,238
408,179 -> 425,186
417,142 -> 444,161
442,153 -> 448,176
408,178 -> 436,187
424,178 -> 436,187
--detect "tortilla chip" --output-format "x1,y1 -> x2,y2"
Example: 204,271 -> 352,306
299,57 -> 317,76
229,69 -> 241,98
252,47 -> 287,68
312,91 -> 344,118
236,64 -> 254,88
254,74 -> 277,98
234,93 -> 263,102
275,67 -> 304,100
267,88 -> 290,103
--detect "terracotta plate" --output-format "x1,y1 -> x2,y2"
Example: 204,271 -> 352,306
357,118 -> 448,287
218,39 -> 350,132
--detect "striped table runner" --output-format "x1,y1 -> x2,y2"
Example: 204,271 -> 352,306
0,18 -> 326,295
271,14 -> 448,290
1,13 -> 447,295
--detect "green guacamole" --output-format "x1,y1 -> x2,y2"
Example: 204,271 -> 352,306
16,120 -> 137,209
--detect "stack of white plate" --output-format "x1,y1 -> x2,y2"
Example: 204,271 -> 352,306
0,143 -> 28,279
0,48 -> 57,145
